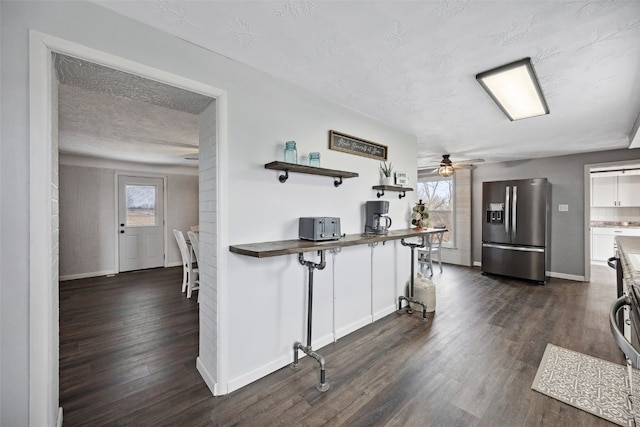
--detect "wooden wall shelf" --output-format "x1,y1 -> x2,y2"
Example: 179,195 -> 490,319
372,185 -> 413,199
265,161 -> 358,187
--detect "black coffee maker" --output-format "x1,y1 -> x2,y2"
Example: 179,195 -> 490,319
364,200 -> 392,235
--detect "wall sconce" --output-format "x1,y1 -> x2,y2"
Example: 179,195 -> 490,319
476,57 -> 549,121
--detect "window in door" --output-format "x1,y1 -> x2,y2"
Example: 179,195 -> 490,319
416,174 -> 454,246
125,185 -> 157,226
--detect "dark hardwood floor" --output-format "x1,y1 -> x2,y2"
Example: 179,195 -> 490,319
60,264 -> 622,426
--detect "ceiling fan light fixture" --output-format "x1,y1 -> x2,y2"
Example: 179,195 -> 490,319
476,57 -> 549,121
438,165 -> 455,177
438,154 -> 455,177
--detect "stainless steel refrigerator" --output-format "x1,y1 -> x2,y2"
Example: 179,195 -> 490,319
482,178 -> 549,283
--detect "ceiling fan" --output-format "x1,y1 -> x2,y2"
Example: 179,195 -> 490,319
422,154 -> 485,177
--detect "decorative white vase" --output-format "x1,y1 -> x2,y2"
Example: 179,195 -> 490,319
382,176 -> 394,186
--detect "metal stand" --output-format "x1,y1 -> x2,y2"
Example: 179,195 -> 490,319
397,236 -> 429,322
290,251 -> 330,392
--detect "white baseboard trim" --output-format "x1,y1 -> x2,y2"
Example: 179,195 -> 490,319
226,313 -> 388,394
373,304 -> 397,322
196,356 -> 218,396
226,328 -> 337,393
314,331 -> 338,350
335,315 -> 373,340
470,263 -> 584,282
57,407 -> 63,427
59,269 -> 116,281
226,348 -> 301,394
61,263 -> 182,281
547,271 -> 585,282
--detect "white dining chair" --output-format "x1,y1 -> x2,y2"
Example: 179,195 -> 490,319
187,231 -> 201,300
173,229 -> 198,297
417,229 -> 444,276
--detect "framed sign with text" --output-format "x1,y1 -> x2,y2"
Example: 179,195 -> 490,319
329,130 -> 388,161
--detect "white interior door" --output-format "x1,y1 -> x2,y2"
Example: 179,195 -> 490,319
118,176 -> 165,272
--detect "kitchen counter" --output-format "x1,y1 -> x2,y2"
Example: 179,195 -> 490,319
592,221 -> 640,228
229,228 -> 445,258
616,236 -> 640,284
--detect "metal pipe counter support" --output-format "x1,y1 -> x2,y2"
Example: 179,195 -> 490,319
289,251 -> 330,392
398,236 -> 429,322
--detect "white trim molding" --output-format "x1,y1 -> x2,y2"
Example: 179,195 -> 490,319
59,270 -> 117,282
29,29 -> 55,427
196,357 -> 218,396
471,262 -> 584,282
547,271 -> 585,282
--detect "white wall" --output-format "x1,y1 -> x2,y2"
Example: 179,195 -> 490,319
59,164 -> 115,278
222,71 -> 417,389
167,174 -> 200,264
1,2 -> 30,424
1,1 -> 417,424
0,2 -> 4,422
197,99 -> 217,390
58,157 -> 198,280
0,3 -> 3,423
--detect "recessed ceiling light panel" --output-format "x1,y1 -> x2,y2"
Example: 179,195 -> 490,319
476,58 -> 549,121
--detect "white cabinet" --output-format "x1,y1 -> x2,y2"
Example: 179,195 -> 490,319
591,227 -> 640,263
592,175 -> 640,207
591,176 -> 617,207
617,175 -> 640,206
331,241 -> 409,338
591,230 -> 616,262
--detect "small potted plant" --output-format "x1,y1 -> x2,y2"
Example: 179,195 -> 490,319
411,200 -> 429,230
380,161 -> 394,186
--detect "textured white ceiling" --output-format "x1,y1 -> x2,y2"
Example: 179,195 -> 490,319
55,53 -> 204,166
55,54 -> 212,114
91,0 -> 640,167
58,83 -> 200,165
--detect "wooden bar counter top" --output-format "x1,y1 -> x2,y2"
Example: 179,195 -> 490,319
229,228 -> 446,258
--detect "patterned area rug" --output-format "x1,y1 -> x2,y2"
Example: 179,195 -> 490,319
532,343 -> 638,426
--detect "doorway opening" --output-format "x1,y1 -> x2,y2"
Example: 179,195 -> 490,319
584,160 -> 640,283
29,30 -> 228,423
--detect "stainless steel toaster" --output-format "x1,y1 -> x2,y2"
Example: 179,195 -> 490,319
299,217 -> 342,241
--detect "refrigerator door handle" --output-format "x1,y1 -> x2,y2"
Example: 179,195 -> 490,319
482,243 -> 545,253
505,186 -> 510,235
512,185 -> 517,238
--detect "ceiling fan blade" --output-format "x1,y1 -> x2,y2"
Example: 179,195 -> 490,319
454,158 -> 485,165
419,155 -> 484,172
